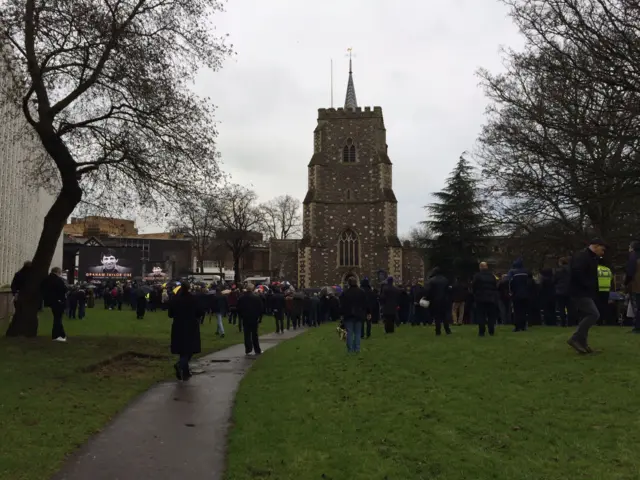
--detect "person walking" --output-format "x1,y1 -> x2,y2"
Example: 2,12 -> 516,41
237,283 -> 263,356
211,287 -> 227,337
169,283 -> 203,381
41,267 -> 67,342
472,263 -> 499,336
508,259 -> 533,332
340,276 -> 370,353
310,292 -> 321,327
539,269 -> 557,326
554,257 -> 573,327
567,238 -> 606,354
67,287 -> 78,319
379,277 -> 400,333
624,240 -> 640,334
451,278 -> 468,326
271,286 -> 286,333
425,267 -> 453,336
77,287 -> 87,320
135,286 -> 147,319
360,278 -> 375,338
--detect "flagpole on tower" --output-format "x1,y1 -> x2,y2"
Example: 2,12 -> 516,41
330,58 -> 334,108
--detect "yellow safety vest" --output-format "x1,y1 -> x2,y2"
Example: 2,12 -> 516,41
597,265 -> 613,292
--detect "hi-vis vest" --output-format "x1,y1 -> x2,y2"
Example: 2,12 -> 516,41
597,265 -> 613,292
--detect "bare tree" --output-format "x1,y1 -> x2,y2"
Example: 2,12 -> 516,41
169,197 -> 219,274
209,184 -> 262,284
477,41 -> 640,255
258,195 -> 301,240
1,0 -> 231,337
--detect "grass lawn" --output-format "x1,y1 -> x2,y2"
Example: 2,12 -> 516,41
226,324 -> 640,480
0,304 -> 275,480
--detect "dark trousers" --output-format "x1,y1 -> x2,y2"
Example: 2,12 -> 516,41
178,354 -> 192,375
597,292 -> 611,325
413,306 -> 428,325
51,304 -> 66,339
512,298 -> 529,331
383,314 -> 396,333
572,296 -> 600,345
229,308 -> 238,324
291,314 -> 301,329
431,303 -> 451,335
274,311 -> 284,333
243,319 -> 261,354
557,295 -> 574,326
475,301 -> 496,336
136,298 -> 147,319
68,302 -> 77,319
78,303 -> 86,320
361,319 -> 372,338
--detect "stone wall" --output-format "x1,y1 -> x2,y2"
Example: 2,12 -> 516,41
402,247 -> 426,285
302,106 -> 400,287
0,55 -> 62,285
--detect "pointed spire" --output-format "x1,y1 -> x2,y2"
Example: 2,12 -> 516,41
344,49 -> 358,109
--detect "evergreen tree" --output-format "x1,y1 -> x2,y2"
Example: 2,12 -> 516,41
426,155 -> 491,279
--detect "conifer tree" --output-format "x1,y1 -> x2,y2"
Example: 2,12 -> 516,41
426,155 -> 491,279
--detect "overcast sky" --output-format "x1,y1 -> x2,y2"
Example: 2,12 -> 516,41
150,0 -> 523,234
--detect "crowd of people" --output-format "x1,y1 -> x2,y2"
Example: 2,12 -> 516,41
10,237 -> 640,376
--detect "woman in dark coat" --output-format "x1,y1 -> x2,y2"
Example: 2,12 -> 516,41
169,283 -> 203,381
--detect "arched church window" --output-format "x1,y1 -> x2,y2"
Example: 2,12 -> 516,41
338,230 -> 360,267
342,138 -> 356,163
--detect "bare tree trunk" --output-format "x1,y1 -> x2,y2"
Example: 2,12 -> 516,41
233,255 -> 241,284
6,181 -> 82,337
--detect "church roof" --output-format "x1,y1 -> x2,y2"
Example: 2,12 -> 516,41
382,188 -> 397,202
344,57 -> 357,110
308,153 -> 325,167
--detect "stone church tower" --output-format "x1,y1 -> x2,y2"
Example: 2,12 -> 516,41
297,60 -> 410,288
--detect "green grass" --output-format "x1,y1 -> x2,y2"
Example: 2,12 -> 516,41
226,324 -> 640,480
0,304 -> 275,480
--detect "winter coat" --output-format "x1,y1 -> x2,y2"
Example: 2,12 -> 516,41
41,273 -> 66,308
379,283 -> 400,315
472,271 -> 498,304
553,265 -> 571,296
210,292 -> 227,314
508,260 -> 533,301
11,266 -> 30,295
271,293 -> 286,314
340,285 -> 369,321
237,292 -> 263,323
451,282 -> 468,303
169,292 -> 203,355
570,248 -> 599,298
425,272 -> 452,305
292,293 -> 304,315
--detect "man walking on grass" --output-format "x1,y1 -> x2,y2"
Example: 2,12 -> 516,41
567,238 -> 606,354
340,276 -> 370,353
237,283 -> 263,356
41,267 -> 67,342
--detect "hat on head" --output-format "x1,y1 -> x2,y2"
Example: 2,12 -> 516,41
590,237 -> 607,247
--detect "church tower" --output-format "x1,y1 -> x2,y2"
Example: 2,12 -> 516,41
298,59 -> 403,288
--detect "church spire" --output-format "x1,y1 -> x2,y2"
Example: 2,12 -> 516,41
344,49 -> 358,109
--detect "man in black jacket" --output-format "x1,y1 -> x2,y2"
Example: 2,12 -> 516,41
554,257 -> 573,327
380,277 -> 400,333
340,277 -> 370,353
11,261 -> 32,299
472,262 -> 499,336
41,267 -> 67,341
237,284 -> 263,355
360,278 -> 376,338
425,267 -> 453,336
567,238 -> 605,354
271,286 -> 286,333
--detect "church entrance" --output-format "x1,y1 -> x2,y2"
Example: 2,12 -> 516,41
343,272 -> 359,286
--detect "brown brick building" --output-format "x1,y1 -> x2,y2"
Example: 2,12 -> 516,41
280,61 -> 424,288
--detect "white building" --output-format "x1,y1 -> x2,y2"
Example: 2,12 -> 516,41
0,55 -> 62,286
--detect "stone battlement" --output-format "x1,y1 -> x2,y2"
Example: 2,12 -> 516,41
318,106 -> 383,119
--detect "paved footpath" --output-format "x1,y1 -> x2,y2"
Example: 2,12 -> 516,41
52,328 -> 306,480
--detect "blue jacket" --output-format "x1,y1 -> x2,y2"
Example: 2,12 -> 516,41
508,260 -> 532,300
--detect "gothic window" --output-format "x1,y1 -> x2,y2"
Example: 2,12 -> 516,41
342,138 -> 356,163
338,230 -> 360,267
